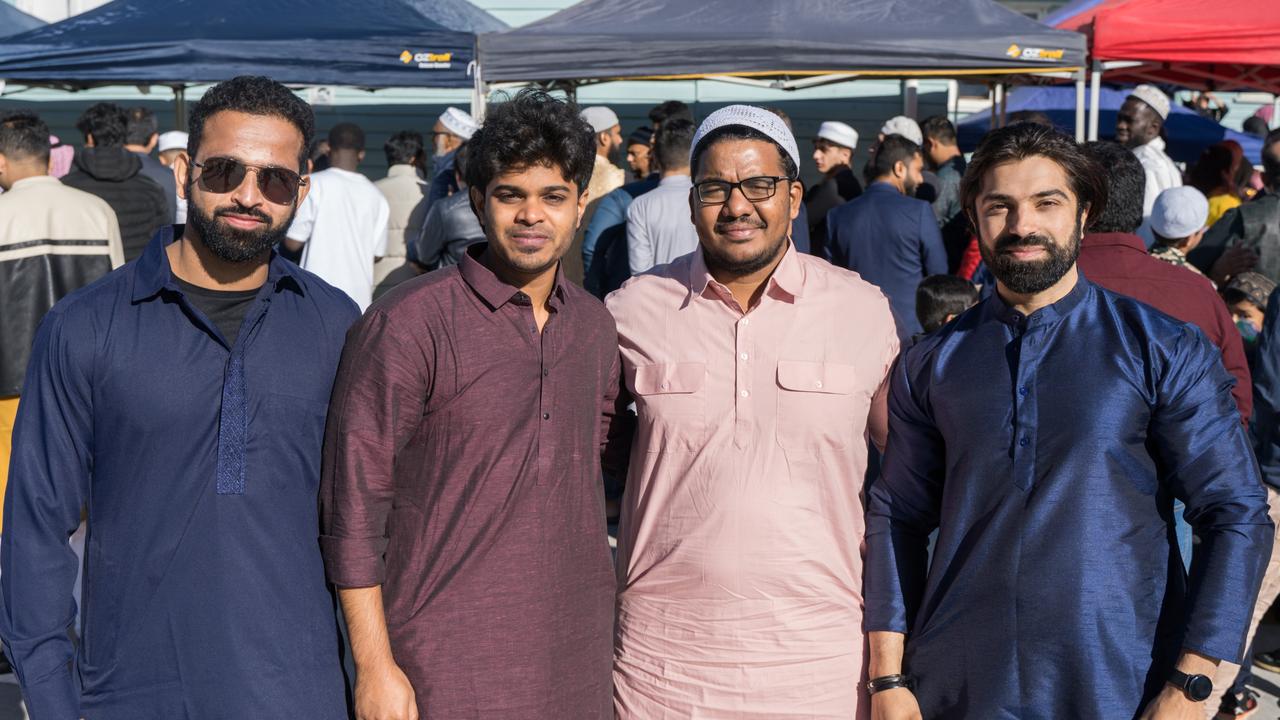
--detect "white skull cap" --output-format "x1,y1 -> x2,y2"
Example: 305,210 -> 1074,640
816,121 -> 859,150
690,104 -> 800,173
438,107 -> 479,140
880,115 -> 923,145
1128,84 -> 1171,120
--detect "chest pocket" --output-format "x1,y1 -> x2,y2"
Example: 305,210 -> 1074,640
630,362 -> 706,452
776,360 -> 859,453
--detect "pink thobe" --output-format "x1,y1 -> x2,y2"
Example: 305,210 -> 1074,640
605,245 -> 899,719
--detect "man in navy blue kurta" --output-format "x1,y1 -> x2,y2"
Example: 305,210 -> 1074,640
865,123 -> 1273,720
0,77 -> 356,720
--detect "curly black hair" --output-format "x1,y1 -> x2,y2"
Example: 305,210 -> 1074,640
384,130 -> 424,167
76,102 -> 127,148
186,76 -> 315,173
464,89 -> 595,194
1082,141 -> 1144,234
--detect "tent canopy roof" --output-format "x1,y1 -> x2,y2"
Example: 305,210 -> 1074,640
0,0 -> 502,89
479,0 -> 1086,85
1050,0 -> 1280,94
0,4 -> 45,38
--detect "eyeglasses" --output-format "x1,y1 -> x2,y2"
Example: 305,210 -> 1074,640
693,175 -> 794,205
192,157 -> 306,205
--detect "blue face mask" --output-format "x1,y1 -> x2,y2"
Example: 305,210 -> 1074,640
1237,318 -> 1260,344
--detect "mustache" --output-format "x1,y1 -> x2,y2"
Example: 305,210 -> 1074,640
214,205 -> 272,224
715,216 -> 767,230
994,233 -> 1054,251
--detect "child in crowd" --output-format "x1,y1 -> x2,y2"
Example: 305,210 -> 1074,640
916,274 -> 979,334
1149,186 -> 1211,283
1222,271 -> 1277,371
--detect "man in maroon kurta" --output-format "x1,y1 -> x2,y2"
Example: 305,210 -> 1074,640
320,90 -> 617,719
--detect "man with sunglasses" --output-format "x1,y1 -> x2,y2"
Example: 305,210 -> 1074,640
605,105 -> 900,718
0,75 -> 355,720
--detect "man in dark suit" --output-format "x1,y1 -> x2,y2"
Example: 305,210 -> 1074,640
826,134 -> 946,336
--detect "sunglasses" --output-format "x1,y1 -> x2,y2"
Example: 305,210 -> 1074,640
192,157 -> 306,205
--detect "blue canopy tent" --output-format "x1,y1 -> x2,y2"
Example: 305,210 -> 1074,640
957,85 -> 1264,165
0,0 -> 502,89
0,4 -> 45,38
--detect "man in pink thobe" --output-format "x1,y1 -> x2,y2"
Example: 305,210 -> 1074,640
605,105 -> 900,718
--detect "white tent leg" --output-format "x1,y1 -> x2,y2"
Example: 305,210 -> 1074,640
947,79 -> 959,124
469,60 -> 487,123
1088,61 -> 1102,141
1074,69 -> 1086,142
903,79 -> 919,118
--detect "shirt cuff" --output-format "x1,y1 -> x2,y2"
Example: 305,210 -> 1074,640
319,534 -> 388,588
19,661 -> 79,720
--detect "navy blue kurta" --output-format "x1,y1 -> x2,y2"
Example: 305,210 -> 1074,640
1,228 -> 358,720
865,276 -> 1273,719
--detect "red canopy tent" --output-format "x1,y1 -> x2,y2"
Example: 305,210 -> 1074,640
1048,0 -> 1280,138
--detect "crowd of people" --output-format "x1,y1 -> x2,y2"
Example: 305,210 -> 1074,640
1,73 -> 1280,720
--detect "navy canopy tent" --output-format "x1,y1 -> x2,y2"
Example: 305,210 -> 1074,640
0,0 -> 502,88
479,0 -> 1087,86
957,85 -> 1264,165
0,4 -> 44,38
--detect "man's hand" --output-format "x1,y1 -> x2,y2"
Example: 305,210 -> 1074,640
1136,686 -> 1202,720
354,658 -> 419,720
871,687 -> 923,720
1209,245 -> 1258,285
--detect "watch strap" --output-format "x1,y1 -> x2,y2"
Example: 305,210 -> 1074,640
867,674 -> 914,695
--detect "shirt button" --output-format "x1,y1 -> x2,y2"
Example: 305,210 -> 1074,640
739,353 -> 748,361
660,382 -> 669,389
542,369 -> 549,377
1018,386 -> 1029,396
1019,437 -> 1029,447
741,318 -> 750,326
542,412 -> 550,420
815,380 -> 824,389
740,390 -> 749,398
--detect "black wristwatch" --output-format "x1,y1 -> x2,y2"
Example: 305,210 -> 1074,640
1168,668 -> 1213,702
867,673 -> 914,695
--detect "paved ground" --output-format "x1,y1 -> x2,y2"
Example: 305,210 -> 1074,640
0,627 -> 1276,719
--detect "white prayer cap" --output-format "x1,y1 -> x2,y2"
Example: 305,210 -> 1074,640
1128,84 -> 1171,120
1151,186 -> 1209,239
880,116 -> 923,146
816,121 -> 858,150
690,104 -> 800,172
438,107 -> 479,140
157,131 -> 187,153
579,106 -> 620,134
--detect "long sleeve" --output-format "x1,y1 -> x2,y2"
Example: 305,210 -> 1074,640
319,310 -> 432,588
1253,287 -> 1280,485
373,195 -> 390,259
413,201 -> 446,269
0,311 -> 95,720
1152,325 -> 1273,663
790,205 -> 810,254
919,205 -> 948,277
627,201 -> 654,276
824,208 -> 843,265
1206,291 -> 1253,424
583,189 -> 626,288
286,190 -> 317,244
864,353 -> 946,634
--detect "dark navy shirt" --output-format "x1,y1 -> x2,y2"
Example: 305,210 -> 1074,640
0,227 -> 359,720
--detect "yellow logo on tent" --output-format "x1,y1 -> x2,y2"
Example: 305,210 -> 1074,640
400,51 -> 455,70
1006,43 -> 1065,62
1006,44 -> 1021,59
399,50 -> 413,64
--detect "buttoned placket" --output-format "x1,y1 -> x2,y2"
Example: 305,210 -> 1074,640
172,283 -> 276,496
1009,313 -> 1045,492
513,291 -> 558,486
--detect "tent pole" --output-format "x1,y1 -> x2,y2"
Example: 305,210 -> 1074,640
995,83 -> 1005,128
470,60 -> 487,123
174,85 -> 186,130
1074,69 -> 1086,142
947,80 -> 958,125
903,79 -> 918,119
989,83 -> 996,130
1088,60 -> 1101,141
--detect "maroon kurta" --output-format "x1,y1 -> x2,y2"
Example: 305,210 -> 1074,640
320,243 -> 617,719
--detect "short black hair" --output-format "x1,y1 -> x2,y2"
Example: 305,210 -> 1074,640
654,118 -> 696,172
187,75 -> 315,173
328,122 -> 365,152
384,130 -> 423,166
690,124 -> 798,180
1082,140 -> 1144,234
1261,128 -> 1280,187
916,274 -> 979,333
76,102 -> 127,147
125,106 -> 158,146
648,100 -> 693,128
869,134 -> 920,180
464,88 -> 596,194
920,115 -> 957,146
1007,110 -> 1055,127
961,123 -> 1107,228
0,111 -> 50,164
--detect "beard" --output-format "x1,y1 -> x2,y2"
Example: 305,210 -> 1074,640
980,213 -> 1082,295
186,191 -> 294,264
702,216 -> 789,277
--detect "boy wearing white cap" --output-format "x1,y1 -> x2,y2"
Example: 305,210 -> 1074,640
805,120 -> 863,252
1150,185 -> 1211,282
569,106 -> 625,284
1117,84 -> 1183,232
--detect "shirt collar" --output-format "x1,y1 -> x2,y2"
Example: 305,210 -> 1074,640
387,164 -> 422,178
8,175 -> 60,191
458,242 -> 568,311
985,270 -> 1092,328
658,174 -> 692,187
131,225 -> 307,303
687,241 -> 805,303
867,180 -> 899,194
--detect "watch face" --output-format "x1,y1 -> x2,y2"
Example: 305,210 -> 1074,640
1187,674 -> 1214,702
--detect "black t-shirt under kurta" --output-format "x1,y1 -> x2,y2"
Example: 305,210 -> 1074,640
175,277 -> 259,346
